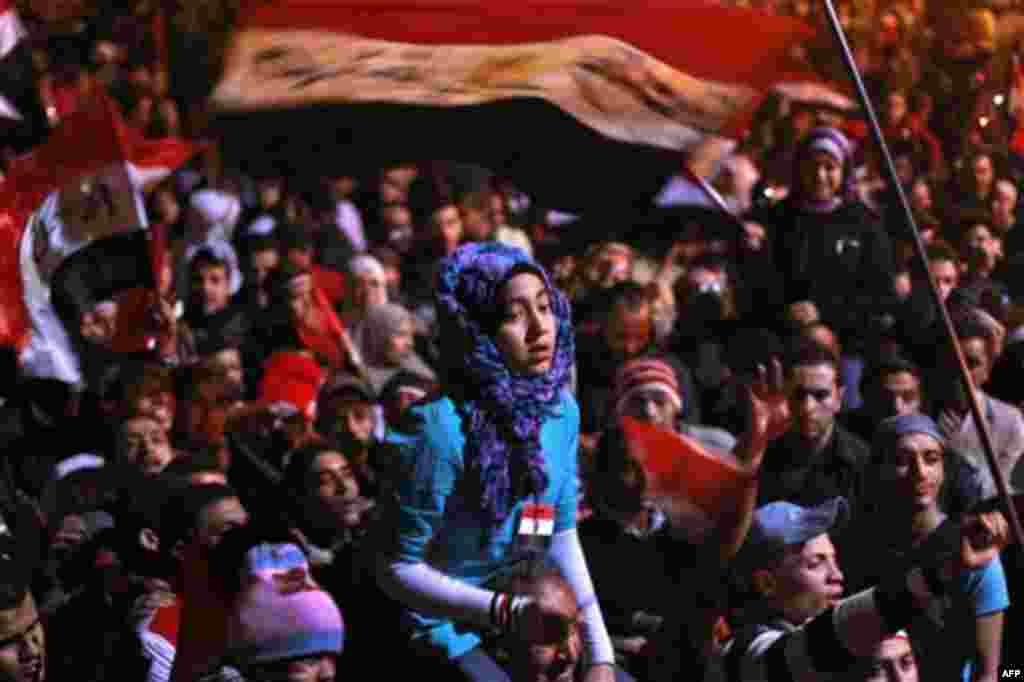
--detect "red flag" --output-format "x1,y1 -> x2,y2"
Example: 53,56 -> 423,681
0,91 -> 202,382
211,0 -> 821,212
619,416 -> 750,538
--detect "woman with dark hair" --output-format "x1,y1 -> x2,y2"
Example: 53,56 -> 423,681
282,444 -> 374,568
754,127 -> 895,343
376,242 -> 627,681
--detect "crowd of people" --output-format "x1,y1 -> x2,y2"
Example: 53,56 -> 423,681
1,0 -> 1024,681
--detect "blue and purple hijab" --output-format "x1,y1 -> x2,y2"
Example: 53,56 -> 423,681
434,242 -> 575,526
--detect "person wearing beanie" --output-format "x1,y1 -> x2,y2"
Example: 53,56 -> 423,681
749,127 -> 895,345
842,415 -> 1008,682
222,541 -> 344,681
582,358 -> 788,682
841,355 -> 986,516
610,355 -> 736,453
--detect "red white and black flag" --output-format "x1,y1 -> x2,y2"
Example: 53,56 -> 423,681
209,0 -> 824,213
0,92 -> 202,384
0,0 -> 48,152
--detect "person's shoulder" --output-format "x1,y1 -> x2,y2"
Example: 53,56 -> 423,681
558,388 -> 580,420
961,551 -> 1010,612
833,424 -> 872,465
388,394 -> 457,436
984,393 -> 1024,425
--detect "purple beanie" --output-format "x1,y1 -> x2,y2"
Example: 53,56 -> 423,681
227,543 -> 344,665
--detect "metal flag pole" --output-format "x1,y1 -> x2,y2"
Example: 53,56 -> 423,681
820,0 -> 1024,550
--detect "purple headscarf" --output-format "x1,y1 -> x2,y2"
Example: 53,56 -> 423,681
792,127 -> 858,213
435,242 -> 575,526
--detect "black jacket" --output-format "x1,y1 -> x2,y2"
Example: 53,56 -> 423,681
183,301 -> 254,353
754,199 -> 896,342
758,424 -> 871,518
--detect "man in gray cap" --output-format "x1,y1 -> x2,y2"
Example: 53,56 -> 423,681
723,493 -> 1011,682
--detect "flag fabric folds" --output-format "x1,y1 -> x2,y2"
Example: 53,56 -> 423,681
619,415 -> 750,540
0,92 -> 202,384
210,0 -> 818,212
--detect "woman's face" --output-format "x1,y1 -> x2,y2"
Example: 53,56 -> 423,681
800,150 -> 843,203
384,320 -> 415,366
495,272 -> 557,376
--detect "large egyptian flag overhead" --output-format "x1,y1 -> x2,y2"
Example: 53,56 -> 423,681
210,0 -> 821,212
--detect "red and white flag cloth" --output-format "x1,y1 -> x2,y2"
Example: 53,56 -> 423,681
619,416 -> 751,541
0,92 -> 202,384
209,0 -> 829,212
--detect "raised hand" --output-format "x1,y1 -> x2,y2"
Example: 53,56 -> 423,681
736,358 -> 789,471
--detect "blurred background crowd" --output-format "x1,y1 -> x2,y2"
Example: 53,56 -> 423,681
0,0 -> 1023,681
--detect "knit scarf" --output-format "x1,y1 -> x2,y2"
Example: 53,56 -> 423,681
435,243 -> 574,526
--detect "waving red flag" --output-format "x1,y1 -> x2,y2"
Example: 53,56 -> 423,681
619,415 -> 751,539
